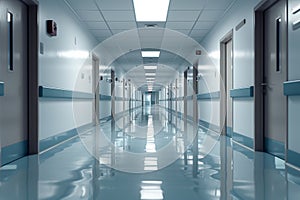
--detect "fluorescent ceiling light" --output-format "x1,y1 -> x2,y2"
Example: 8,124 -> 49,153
144,66 -> 158,70
146,77 -> 155,80
145,73 -> 156,76
142,51 -> 160,58
133,0 -> 170,22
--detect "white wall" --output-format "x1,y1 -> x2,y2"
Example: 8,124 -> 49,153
38,0 -> 98,140
288,0 -> 300,154
99,78 -> 111,120
200,0 -> 261,141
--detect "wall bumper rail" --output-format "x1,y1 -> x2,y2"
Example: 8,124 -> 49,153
230,86 -> 254,98
284,80 -> 300,96
39,86 -> 93,99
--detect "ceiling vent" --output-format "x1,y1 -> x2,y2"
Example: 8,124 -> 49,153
145,24 -> 158,28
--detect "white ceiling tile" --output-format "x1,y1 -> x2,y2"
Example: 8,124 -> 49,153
169,0 -> 206,10
108,21 -> 136,29
86,21 -> 108,29
96,0 -> 134,10
191,36 -> 204,42
194,21 -> 215,29
204,0 -> 234,9
198,9 -> 225,21
91,29 -> 112,37
190,29 -> 208,37
102,10 -> 135,21
111,29 -> 129,34
170,29 -> 190,35
167,11 -> 200,21
166,21 -> 195,29
76,10 -> 104,21
66,0 -> 98,10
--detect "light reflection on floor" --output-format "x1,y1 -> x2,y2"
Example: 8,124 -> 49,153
0,105 -> 300,199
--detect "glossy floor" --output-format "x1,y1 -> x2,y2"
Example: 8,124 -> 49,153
1,106 -> 300,199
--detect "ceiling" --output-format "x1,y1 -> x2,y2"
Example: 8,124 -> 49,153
65,0 -> 235,43
110,50 -> 190,92
64,0 -> 236,91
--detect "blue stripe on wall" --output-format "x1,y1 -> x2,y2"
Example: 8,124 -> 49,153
230,86 -> 254,98
186,95 -> 193,100
264,137 -> 285,160
99,115 -> 112,123
197,91 -> 220,100
199,119 -> 220,132
177,97 -> 184,101
227,127 -> 233,137
100,94 -> 111,101
232,132 -> 254,149
288,149 -> 300,169
1,140 -> 28,165
0,82 -> 4,96
284,80 -> 300,96
39,86 -> 93,99
40,123 -> 93,152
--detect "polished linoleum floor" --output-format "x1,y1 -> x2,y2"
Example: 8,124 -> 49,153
1,106 -> 300,199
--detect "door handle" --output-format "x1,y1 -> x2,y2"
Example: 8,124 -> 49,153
261,83 -> 268,86
0,82 -> 4,96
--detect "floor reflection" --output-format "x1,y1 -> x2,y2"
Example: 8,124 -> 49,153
1,105 -> 300,199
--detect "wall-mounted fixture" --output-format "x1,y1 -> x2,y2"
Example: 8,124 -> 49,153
46,20 -> 57,37
106,78 -> 112,83
235,19 -> 246,31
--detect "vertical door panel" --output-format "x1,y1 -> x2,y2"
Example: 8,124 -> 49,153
263,0 -> 287,159
226,40 -> 233,137
0,0 -> 28,165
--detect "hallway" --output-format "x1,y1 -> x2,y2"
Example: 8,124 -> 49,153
1,106 -> 300,199
2,0 -> 300,199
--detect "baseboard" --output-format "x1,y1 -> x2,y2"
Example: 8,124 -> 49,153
232,131 -> 254,149
287,149 -> 300,169
39,123 -> 93,152
264,137 -> 285,160
1,140 -> 28,166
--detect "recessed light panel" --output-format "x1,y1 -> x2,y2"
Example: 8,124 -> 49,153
133,0 -> 170,22
142,51 -> 160,58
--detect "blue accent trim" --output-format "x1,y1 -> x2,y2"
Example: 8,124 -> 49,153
230,86 -> 254,98
39,86 -> 93,99
40,123 -> 93,152
1,140 -> 28,165
199,119 -> 220,132
99,115 -> 112,123
186,95 -> 193,100
288,150 -> 300,169
264,137 -> 285,160
100,94 -> 111,101
226,127 -> 233,137
197,91 -> 220,100
115,96 -> 122,101
232,132 -> 254,149
284,80 -> 300,96
0,82 -> 4,96
177,97 -> 184,101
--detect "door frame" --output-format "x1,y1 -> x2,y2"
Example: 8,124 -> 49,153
27,0 -> 39,155
220,30 -> 233,136
254,0 -> 288,153
92,54 -> 99,125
